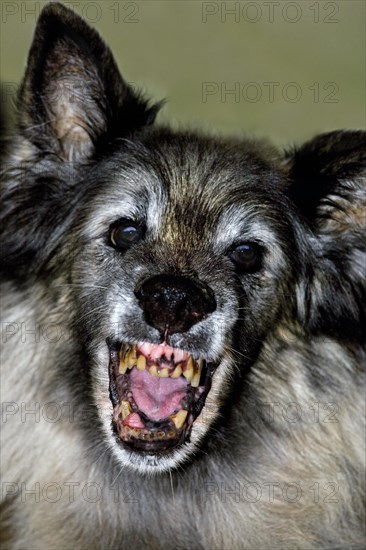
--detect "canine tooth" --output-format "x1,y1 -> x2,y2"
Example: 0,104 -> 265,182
171,409 -> 188,429
136,355 -> 146,371
191,370 -> 200,387
171,364 -> 182,378
128,347 -> 137,368
119,359 -> 128,374
183,357 -> 194,381
191,358 -> 203,387
149,365 -> 159,377
119,346 -> 130,361
159,368 -> 169,378
184,370 -> 193,382
121,401 -> 132,420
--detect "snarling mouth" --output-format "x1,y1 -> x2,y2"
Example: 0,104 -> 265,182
108,341 -> 215,453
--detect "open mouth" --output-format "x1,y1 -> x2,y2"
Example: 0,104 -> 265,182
108,341 -> 216,453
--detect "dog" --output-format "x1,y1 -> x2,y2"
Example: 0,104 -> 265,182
1,3 -> 365,548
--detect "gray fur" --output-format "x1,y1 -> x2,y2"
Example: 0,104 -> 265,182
1,3 -> 365,549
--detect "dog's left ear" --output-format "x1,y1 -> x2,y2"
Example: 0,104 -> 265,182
285,130 -> 366,340
17,2 -> 160,160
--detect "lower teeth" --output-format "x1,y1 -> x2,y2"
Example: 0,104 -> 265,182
170,409 -> 188,429
121,401 -> 132,419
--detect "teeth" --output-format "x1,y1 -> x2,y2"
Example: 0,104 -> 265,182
119,358 -> 128,374
149,365 -> 159,377
183,357 -> 194,381
148,365 -> 170,378
170,409 -> 188,429
124,425 -> 141,437
121,400 -> 132,419
120,346 -> 130,361
120,345 -> 204,387
128,345 -> 137,369
136,354 -> 146,371
159,367 -> 169,378
191,367 -> 201,386
171,364 -> 183,378
191,357 -> 203,387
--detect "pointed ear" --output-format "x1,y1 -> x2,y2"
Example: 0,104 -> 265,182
18,2 -> 160,160
285,130 -> 366,340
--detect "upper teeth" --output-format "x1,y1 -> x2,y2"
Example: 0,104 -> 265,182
183,357 -> 194,381
136,354 -> 146,371
119,345 -> 203,384
119,358 -> 128,374
171,364 -> 182,378
159,367 -> 169,378
128,348 -> 137,368
149,365 -> 159,377
191,359 -> 202,387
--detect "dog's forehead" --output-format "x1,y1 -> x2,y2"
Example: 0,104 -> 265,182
87,136 -> 285,242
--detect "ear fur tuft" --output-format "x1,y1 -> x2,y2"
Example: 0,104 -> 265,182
286,130 -> 366,340
17,2 -> 160,160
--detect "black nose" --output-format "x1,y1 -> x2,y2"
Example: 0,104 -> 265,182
134,274 -> 216,334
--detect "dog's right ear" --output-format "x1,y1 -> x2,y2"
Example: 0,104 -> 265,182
0,3 -> 161,280
17,2 -> 160,161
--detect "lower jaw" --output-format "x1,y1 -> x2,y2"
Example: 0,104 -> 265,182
113,438 -> 196,474
118,430 -> 185,453
113,400 -> 190,453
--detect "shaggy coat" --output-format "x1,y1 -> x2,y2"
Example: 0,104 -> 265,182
1,3 -> 365,549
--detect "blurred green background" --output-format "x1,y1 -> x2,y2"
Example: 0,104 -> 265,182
1,0 -> 365,146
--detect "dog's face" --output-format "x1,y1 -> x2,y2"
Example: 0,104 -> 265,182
71,135 -> 305,472
2,3 -> 365,476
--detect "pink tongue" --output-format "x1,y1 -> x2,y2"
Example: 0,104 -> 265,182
130,368 -> 188,421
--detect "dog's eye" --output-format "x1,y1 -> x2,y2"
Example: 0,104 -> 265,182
110,219 -> 144,250
228,243 -> 262,272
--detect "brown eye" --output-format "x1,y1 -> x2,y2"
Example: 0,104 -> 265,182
228,243 -> 262,272
110,219 -> 144,250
